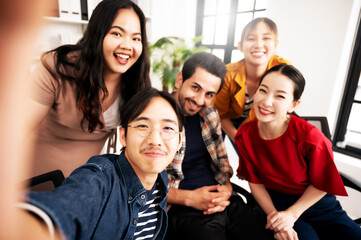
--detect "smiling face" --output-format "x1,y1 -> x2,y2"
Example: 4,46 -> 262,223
120,97 -> 182,189
240,21 -> 278,67
253,71 -> 299,125
173,67 -> 221,116
102,8 -> 142,78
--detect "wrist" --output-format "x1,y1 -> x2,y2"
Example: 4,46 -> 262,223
285,207 -> 300,220
178,189 -> 192,207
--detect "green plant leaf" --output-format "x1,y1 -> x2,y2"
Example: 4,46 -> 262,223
149,35 -> 209,89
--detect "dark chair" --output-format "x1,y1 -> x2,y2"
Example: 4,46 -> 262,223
231,182 -> 257,209
26,170 -> 65,191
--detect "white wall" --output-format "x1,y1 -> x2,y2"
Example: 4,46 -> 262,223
267,0 -> 361,182
149,0 -> 196,43
267,0 -> 361,131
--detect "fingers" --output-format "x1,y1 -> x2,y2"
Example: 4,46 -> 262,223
274,228 -> 298,240
204,185 -> 219,192
203,200 -> 230,215
272,220 -> 286,232
266,211 -> 279,229
293,229 -> 299,240
267,211 -> 295,232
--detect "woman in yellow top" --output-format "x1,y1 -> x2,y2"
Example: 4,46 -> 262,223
213,17 -> 291,144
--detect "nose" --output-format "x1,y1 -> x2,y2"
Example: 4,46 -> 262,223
119,36 -> 132,51
263,94 -> 273,106
146,128 -> 163,146
194,93 -> 206,106
255,38 -> 263,48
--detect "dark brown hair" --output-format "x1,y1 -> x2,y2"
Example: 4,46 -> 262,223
41,0 -> 151,132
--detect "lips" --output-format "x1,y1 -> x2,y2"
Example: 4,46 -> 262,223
114,53 -> 130,65
258,106 -> 273,116
251,51 -> 265,57
143,151 -> 165,158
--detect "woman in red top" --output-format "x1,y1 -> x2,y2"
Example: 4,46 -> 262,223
235,64 -> 361,240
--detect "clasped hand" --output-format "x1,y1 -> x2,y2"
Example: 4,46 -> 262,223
190,184 -> 232,215
267,210 -> 298,240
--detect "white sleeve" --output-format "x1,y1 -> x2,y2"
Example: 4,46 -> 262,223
16,202 -> 55,239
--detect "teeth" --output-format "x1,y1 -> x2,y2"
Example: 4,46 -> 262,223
252,52 -> 265,56
260,107 -> 272,114
115,53 -> 130,59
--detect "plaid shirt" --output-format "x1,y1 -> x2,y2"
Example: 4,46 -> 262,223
167,105 -> 233,189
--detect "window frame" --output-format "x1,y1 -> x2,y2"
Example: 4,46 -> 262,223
196,0 -> 266,64
333,19 -> 361,159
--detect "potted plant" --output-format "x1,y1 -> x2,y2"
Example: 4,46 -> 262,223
149,36 -> 207,92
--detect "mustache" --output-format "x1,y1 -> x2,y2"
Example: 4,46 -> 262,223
140,146 -> 167,155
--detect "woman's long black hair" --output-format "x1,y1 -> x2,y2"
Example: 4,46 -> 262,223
41,0 -> 151,132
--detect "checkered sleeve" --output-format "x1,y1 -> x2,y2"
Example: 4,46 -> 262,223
166,131 -> 186,189
201,106 -> 233,185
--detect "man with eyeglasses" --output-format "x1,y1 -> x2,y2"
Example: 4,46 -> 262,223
165,52 -> 274,240
17,88 -> 184,240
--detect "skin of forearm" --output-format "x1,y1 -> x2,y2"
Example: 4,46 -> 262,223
286,185 -> 326,219
14,210 -> 62,240
249,183 -> 277,215
167,187 -> 193,206
221,118 -> 237,142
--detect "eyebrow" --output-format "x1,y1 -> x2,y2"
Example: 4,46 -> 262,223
110,26 -> 141,36
260,84 -> 288,94
260,83 -> 269,89
192,82 -> 217,95
247,33 -> 272,37
132,116 -> 178,125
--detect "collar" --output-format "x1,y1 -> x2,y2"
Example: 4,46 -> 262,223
116,153 -> 168,202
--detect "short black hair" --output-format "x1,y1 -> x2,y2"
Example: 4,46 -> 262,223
120,88 -> 185,136
181,52 -> 226,93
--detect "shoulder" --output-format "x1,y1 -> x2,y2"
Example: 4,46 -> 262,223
203,105 -> 218,114
238,118 -> 257,135
41,51 -> 57,68
226,60 -> 243,71
201,105 -> 221,122
269,55 -> 292,66
80,154 -> 120,176
290,116 -> 314,131
289,116 -> 329,145
226,60 -> 244,75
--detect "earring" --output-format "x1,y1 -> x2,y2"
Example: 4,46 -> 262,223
286,112 -> 291,119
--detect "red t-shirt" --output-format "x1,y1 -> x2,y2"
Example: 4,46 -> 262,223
235,115 -> 347,196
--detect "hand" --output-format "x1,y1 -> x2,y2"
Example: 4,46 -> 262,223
274,228 -> 298,240
187,185 -> 223,211
266,210 -> 297,232
187,184 -> 231,214
203,184 -> 232,215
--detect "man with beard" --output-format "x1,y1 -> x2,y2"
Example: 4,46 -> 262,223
165,52 -> 274,240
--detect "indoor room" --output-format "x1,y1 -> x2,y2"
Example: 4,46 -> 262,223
1,0 -> 360,239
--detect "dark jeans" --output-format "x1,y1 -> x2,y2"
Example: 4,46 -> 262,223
165,195 -> 274,240
268,190 -> 361,240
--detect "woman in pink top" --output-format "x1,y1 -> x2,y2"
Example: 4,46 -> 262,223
27,0 -> 151,178
236,64 -> 361,240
